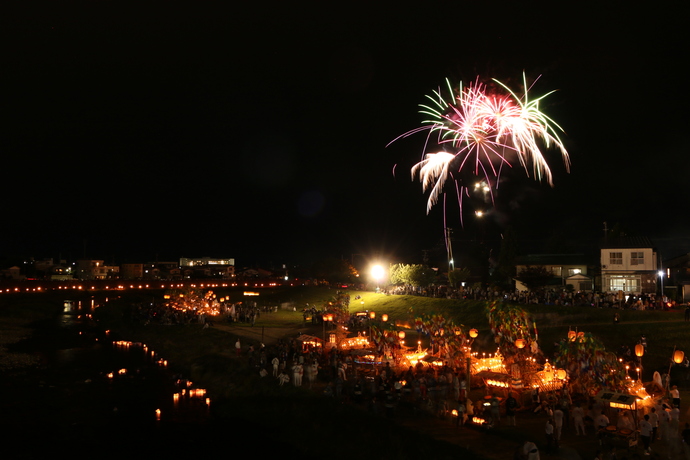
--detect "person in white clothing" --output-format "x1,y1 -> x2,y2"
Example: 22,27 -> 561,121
572,403 -> 586,435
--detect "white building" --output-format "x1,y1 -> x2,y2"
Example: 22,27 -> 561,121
600,237 -> 658,294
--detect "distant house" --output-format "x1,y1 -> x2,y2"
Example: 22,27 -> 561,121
121,263 -> 144,280
143,261 -> 181,280
600,236 -> 658,294
179,257 -> 235,279
1,266 -> 24,280
76,260 -> 120,280
514,254 -> 595,291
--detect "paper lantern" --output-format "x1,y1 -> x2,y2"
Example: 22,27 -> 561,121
556,369 -> 567,380
515,339 -> 526,349
635,344 -> 645,357
369,311 -> 376,319
382,314 -> 388,322
568,330 -> 576,341
469,329 -> 479,338
398,331 -> 406,339
673,349 -> 685,364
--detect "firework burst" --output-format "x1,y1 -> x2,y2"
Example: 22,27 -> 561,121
391,74 -> 570,216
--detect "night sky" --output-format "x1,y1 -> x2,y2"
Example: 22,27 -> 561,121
1,3 -> 687,268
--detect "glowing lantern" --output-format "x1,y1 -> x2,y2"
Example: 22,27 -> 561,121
398,331 -> 406,339
382,314 -> 388,322
568,330 -> 576,341
556,369 -> 567,380
369,311 -> 376,319
635,344 -> 645,357
515,339 -> 526,349
673,350 -> 685,364
469,329 -> 478,338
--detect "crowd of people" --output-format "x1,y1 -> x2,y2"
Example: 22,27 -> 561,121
227,327 -> 690,460
386,285 -> 679,310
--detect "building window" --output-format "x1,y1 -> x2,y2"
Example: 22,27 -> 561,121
550,266 -> 562,276
568,268 -> 582,276
630,252 -> 644,265
607,275 -> 640,293
610,252 -> 623,265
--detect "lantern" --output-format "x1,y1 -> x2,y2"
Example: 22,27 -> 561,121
382,314 -> 388,322
635,344 -> 645,357
398,331 -> 406,339
515,339 -> 526,349
567,330 -> 576,341
673,349 -> 685,364
369,311 -> 376,319
556,369 -> 567,380
469,329 -> 478,338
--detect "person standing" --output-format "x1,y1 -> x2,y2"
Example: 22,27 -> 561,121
595,410 -> 610,430
505,392 -> 519,426
272,356 -> 280,377
639,414 -> 653,455
572,402 -> 586,436
648,406 -> 659,443
545,419 -> 556,453
553,406 -> 564,441
489,393 -> 501,425
235,338 -> 241,356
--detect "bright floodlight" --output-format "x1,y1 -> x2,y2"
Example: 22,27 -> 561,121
371,264 -> 384,281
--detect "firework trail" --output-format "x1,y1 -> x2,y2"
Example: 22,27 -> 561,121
390,74 -> 570,216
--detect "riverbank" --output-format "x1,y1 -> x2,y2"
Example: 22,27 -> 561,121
4,288 -> 690,459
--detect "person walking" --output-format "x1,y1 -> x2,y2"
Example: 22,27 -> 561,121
639,414 -> 653,455
671,385 -> 681,409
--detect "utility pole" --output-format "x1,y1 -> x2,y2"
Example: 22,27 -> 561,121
445,227 -> 454,273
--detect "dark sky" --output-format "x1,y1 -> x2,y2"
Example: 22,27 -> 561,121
1,2 -> 688,268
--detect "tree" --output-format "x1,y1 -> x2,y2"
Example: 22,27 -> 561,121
448,267 -> 471,288
408,264 -> 437,287
514,265 -> 553,291
389,263 -> 437,287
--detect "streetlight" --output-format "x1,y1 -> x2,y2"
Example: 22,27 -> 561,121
659,270 -> 665,299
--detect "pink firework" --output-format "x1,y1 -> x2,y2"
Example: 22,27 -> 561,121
391,74 -> 570,215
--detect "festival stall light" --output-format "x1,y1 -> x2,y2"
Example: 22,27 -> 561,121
472,416 -> 488,426
531,360 -> 568,391
471,351 -> 507,374
339,336 -> 369,349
